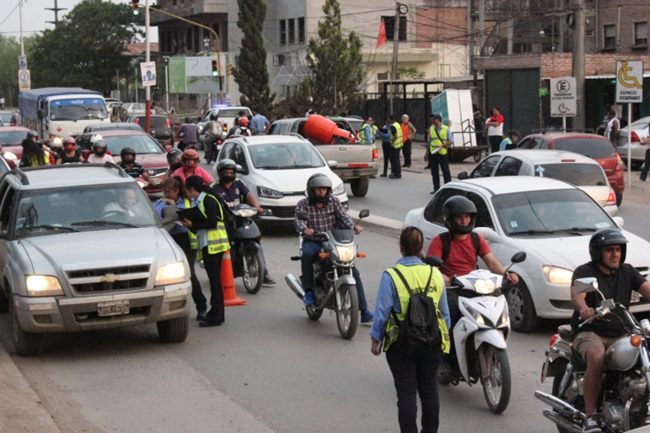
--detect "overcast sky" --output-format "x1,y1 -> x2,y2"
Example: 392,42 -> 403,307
1,0 -> 157,42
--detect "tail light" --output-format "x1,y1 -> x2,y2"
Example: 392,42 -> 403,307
606,189 -> 616,206
548,333 -> 559,348
166,118 -> 171,128
134,118 -> 140,125
615,153 -> 625,170
631,131 -> 640,143
372,147 -> 379,161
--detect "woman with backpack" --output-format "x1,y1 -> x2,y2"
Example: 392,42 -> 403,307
370,226 -> 451,433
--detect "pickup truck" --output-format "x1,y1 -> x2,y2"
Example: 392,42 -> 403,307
268,117 -> 378,197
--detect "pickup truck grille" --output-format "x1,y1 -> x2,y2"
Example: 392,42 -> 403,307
67,264 -> 151,294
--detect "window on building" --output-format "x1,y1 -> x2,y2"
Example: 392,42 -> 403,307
280,20 -> 287,45
381,16 -> 407,41
298,17 -> 305,43
634,21 -> 648,46
603,24 -> 616,49
289,18 -> 295,44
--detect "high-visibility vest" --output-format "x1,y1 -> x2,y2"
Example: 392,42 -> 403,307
429,124 -> 449,156
197,193 -> 230,255
184,198 -> 199,250
383,263 -> 450,354
390,122 -> 403,149
359,123 -> 375,144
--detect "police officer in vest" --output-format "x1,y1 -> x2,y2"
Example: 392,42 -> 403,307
359,116 -> 376,145
371,226 -> 450,433
182,175 -> 230,327
387,114 -> 402,179
426,114 -> 452,194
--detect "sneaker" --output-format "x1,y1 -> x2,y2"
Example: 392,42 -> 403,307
263,275 -> 276,285
196,311 -> 207,321
582,416 -> 602,433
360,309 -> 374,323
389,174 -> 401,179
380,173 -> 387,177
303,291 -> 315,306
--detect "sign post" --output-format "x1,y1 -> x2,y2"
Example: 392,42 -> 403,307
615,60 -> 644,186
18,69 -> 30,92
550,77 -> 577,131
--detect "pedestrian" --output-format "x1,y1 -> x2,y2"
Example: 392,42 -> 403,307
639,133 -> 650,181
250,108 -> 270,135
379,121 -> 392,177
370,226 -> 450,433
426,114 -> 452,194
168,107 -> 178,128
19,130 -> 50,168
181,175 -> 230,327
499,129 -> 520,151
604,109 -> 620,145
359,116 -> 376,144
473,106 -> 485,146
486,107 -> 504,154
387,114 -> 402,179
400,114 -> 416,168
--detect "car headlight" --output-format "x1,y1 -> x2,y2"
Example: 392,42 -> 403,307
25,275 -> 64,296
542,265 -> 573,285
335,245 -> 356,262
332,183 -> 345,195
473,278 -> 496,295
155,262 -> 186,286
257,186 -> 284,199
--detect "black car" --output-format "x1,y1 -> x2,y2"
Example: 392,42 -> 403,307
83,122 -> 144,133
126,115 -> 173,145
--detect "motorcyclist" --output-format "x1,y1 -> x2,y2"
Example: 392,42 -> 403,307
118,147 -> 149,180
294,173 -> 374,323
201,118 -> 223,164
570,228 -> 650,433
19,130 -> 50,167
86,136 -> 115,164
56,137 -> 85,164
211,159 -> 275,285
166,148 -> 183,175
172,148 -> 213,185
226,117 -> 252,138
178,117 -> 199,151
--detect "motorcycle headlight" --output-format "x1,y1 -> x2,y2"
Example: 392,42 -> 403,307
542,265 -> 573,285
465,304 -> 489,327
332,183 -> 345,195
25,275 -> 64,296
233,208 -> 257,218
497,309 -> 509,328
155,262 -> 186,286
257,186 -> 283,199
335,245 -> 356,262
473,278 -> 496,295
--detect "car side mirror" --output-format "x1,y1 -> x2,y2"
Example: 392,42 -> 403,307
510,251 -> 526,264
236,164 -> 247,174
458,171 -> 469,180
612,216 -> 624,228
573,277 -> 598,294
358,209 -> 369,219
296,210 -> 309,221
327,160 -> 338,168
473,226 -> 499,243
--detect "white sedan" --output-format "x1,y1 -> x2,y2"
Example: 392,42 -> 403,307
404,176 -> 650,332
215,135 -> 347,221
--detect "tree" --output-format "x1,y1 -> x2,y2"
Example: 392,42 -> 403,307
0,36 -> 33,107
303,0 -> 364,114
233,0 -> 275,114
29,0 -> 140,95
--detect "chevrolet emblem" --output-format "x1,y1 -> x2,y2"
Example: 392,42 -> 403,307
103,273 -> 118,283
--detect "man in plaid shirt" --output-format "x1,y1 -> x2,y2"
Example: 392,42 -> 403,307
294,174 -> 374,323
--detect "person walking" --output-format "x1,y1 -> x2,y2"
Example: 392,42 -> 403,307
379,121 -> 392,177
250,109 -> 270,135
388,114 -> 402,179
359,116 -> 376,145
486,107 -> 504,154
639,133 -> 650,181
604,110 -> 620,146
400,114 -> 416,168
370,226 -> 450,433
425,114 -> 452,194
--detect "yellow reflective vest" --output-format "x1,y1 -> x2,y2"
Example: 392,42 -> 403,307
390,122 -> 403,149
359,123 -> 375,144
429,124 -> 449,156
383,263 -> 450,354
184,198 -> 199,250
197,193 -> 230,255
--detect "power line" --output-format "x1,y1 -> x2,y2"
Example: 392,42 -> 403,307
0,2 -> 19,28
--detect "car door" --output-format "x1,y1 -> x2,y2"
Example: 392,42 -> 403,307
470,155 -> 501,177
0,181 -> 16,286
494,156 -> 524,176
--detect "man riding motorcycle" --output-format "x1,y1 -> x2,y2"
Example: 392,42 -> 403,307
570,228 -> 650,433
294,174 -> 374,323
118,147 -> 149,180
211,158 -> 275,285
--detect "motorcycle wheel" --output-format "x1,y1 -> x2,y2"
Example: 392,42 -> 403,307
242,249 -> 265,294
551,363 -> 573,433
336,284 -> 359,340
480,345 -> 511,414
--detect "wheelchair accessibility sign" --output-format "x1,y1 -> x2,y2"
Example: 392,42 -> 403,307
616,61 -> 644,103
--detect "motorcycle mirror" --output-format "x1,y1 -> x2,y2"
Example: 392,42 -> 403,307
296,210 -> 309,221
573,277 -> 598,294
423,256 -> 444,267
510,251 -> 526,264
358,209 -> 370,219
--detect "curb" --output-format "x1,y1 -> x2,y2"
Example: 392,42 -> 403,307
349,208 -> 402,238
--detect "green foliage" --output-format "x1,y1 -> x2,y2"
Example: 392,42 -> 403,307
29,0 -> 140,95
0,36 -> 32,107
398,67 -> 425,80
233,0 -> 275,114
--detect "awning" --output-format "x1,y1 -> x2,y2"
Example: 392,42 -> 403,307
272,65 -> 311,86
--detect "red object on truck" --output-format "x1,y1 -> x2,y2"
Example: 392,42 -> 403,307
303,115 -> 354,144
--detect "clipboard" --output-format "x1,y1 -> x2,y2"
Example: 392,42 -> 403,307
177,206 -> 201,222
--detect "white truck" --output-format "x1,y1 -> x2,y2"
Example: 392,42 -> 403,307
19,87 -> 109,140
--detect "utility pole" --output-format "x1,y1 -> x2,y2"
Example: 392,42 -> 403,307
145,0 -> 151,133
389,2 -> 401,115
45,0 -> 67,25
18,0 -> 24,57
573,0 -> 586,129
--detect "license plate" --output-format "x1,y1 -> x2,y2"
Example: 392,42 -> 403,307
97,300 -> 130,317
150,177 -> 161,185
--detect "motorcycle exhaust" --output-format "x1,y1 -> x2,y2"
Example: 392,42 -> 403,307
542,409 -> 583,433
534,391 -> 585,420
285,273 -> 305,300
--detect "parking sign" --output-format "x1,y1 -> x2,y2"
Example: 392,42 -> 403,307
550,77 -> 576,118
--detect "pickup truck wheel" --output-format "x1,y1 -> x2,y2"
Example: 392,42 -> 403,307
157,316 -> 189,343
350,177 -> 369,197
10,295 -> 43,356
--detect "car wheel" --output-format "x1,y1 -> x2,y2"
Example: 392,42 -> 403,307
10,294 -> 43,356
615,191 -> 623,207
350,177 -> 369,197
631,161 -> 642,170
157,316 -> 189,342
505,280 -> 539,333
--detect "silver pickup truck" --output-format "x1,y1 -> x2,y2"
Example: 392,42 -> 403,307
268,117 -> 378,197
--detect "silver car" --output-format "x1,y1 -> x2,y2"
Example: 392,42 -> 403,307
616,116 -> 650,168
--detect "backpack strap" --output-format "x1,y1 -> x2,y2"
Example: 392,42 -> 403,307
442,231 -> 481,264
471,231 -> 481,261
389,265 -> 435,325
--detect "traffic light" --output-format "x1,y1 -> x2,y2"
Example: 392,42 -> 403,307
211,60 -> 219,78
131,0 -> 140,15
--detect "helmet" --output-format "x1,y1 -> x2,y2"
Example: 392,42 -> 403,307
181,148 -> 200,161
238,117 -> 249,127
26,130 -> 39,140
217,158 -> 237,182
306,173 -> 332,200
442,196 -> 477,235
589,228 -> 627,265
63,136 -> 76,146
166,148 -> 182,166
93,139 -> 107,149
120,147 -> 136,159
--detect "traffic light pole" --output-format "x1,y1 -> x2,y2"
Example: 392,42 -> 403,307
145,0 -> 151,134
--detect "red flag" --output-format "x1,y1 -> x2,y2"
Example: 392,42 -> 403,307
377,19 -> 387,48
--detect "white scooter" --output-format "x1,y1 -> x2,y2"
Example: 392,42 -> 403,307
429,251 -> 526,414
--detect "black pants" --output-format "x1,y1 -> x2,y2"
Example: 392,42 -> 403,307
382,142 -> 391,175
488,135 -> 502,154
386,347 -> 441,433
390,147 -> 402,176
430,153 -> 451,191
402,139 -> 412,167
641,147 -> 650,180
203,248 -> 224,323
171,232 -> 206,312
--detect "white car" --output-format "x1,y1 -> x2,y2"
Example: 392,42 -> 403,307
616,116 -> 650,168
122,102 -> 147,116
199,105 -> 252,137
403,176 -> 650,333
459,149 -> 618,214
215,135 -> 348,221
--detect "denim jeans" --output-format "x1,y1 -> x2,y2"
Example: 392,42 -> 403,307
641,147 -> 650,181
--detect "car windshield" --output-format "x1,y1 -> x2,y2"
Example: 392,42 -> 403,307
50,98 -> 108,121
104,135 -> 163,155
0,112 -> 13,123
492,189 -> 614,236
135,117 -> 169,128
0,130 -> 27,145
14,183 -> 157,237
347,119 -> 363,132
553,138 -> 615,159
534,163 -> 607,186
249,142 -> 325,169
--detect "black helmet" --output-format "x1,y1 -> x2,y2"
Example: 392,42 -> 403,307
217,158 -> 237,182
26,130 -> 39,140
120,147 -> 136,159
166,148 -> 182,166
589,228 -> 627,265
306,173 -> 332,200
442,196 -> 477,235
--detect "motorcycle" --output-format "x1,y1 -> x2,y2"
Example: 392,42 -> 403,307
536,277 -> 650,433
228,204 -> 266,294
201,133 -> 223,164
285,209 -> 369,340
429,251 -> 526,414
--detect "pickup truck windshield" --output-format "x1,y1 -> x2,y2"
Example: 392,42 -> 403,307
249,142 -> 325,169
14,183 -> 157,237
50,98 -> 108,121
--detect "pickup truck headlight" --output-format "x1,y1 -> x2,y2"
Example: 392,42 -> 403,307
332,183 -> 345,195
543,265 -> 573,285
25,275 -> 64,296
257,186 -> 283,199
155,262 -> 186,286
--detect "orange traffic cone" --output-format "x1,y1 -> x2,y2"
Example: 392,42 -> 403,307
221,251 -> 246,306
